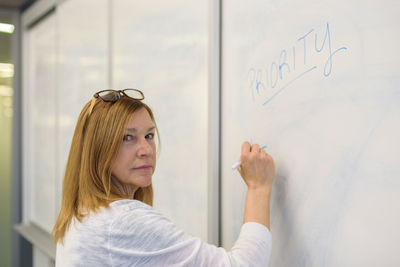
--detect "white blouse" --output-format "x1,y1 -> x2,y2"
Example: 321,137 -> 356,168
56,199 -> 271,266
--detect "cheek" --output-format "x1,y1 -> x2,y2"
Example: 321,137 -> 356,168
120,146 -> 136,160
110,161 -> 121,178
112,149 -> 133,174
151,143 -> 157,167
152,144 -> 157,158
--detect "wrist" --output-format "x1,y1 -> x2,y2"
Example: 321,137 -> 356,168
247,183 -> 272,192
247,186 -> 272,198
244,185 -> 272,229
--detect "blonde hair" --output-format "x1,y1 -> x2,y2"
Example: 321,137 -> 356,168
52,96 -> 159,243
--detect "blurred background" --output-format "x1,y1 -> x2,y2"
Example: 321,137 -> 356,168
1,1 -> 36,267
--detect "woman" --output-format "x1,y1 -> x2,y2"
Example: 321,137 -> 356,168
53,89 -> 275,266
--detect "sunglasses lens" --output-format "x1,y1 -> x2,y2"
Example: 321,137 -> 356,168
123,89 -> 144,100
98,91 -> 120,101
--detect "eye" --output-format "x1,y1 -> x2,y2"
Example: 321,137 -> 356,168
123,134 -> 134,142
146,133 -> 155,140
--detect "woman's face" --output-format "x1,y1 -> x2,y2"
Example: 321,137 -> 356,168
111,108 -> 156,193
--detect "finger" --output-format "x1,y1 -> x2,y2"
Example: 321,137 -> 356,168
241,141 -> 251,156
260,146 -> 268,154
251,143 -> 260,153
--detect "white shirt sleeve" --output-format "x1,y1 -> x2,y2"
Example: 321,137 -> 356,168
107,202 -> 272,267
228,222 -> 272,267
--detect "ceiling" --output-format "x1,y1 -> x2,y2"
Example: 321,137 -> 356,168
0,0 -> 35,9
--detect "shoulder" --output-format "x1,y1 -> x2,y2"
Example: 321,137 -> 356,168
108,200 -> 184,250
106,200 -> 231,266
109,199 -> 167,225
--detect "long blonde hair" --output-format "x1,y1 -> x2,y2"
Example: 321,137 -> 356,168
52,96 -> 159,243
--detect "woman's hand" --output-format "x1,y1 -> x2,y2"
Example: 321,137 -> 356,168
238,141 -> 276,229
237,141 -> 275,192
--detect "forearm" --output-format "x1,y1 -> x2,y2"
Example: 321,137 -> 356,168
243,187 -> 271,230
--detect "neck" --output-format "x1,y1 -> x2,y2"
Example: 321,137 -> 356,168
112,179 -> 138,199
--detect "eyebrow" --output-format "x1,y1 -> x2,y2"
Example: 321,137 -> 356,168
126,126 -> 156,133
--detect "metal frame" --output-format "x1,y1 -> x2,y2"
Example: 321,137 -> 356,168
21,0 -> 56,29
208,0 -> 222,246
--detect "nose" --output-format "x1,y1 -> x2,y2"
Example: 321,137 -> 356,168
136,138 -> 153,157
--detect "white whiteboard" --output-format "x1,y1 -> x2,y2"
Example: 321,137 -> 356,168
57,0 -> 109,213
23,0 -> 211,242
23,0 -> 109,233
221,0 -> 400,266
112,0 -> 210,241
24,12 -> 57,232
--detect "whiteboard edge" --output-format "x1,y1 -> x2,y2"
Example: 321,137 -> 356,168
207,0 -> 221,246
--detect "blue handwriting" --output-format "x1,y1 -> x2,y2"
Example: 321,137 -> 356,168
247,22 -> 348,106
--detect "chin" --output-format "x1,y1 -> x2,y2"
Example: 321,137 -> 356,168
142,180 -> 152,188
138,175 -> 152,187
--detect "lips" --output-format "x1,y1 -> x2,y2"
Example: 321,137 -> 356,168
133,165 -> 152,171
